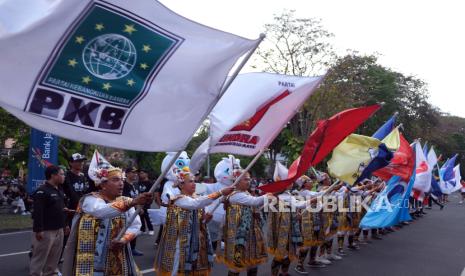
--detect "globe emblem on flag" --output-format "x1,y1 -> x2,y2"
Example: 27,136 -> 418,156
82,33 -> 137,80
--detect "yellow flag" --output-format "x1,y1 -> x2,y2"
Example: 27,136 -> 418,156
382,127 -> 400,151
327,134 -> 381,184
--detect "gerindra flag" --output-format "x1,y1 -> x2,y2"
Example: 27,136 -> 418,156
189,73 -> 324,173
0,0 -> 260,151
259,104 -> 381,193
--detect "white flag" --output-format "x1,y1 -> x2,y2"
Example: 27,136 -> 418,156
190,73 -> 324,173
0,0 -> 259,151
412,142 -> 432,193
453,164 -> 462,193
273,161 -> 289,182
427,146 -> 438,168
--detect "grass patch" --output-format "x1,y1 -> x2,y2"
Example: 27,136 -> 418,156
0,214 -> 32,232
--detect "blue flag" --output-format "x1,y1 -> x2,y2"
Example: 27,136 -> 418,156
355,143 -> 393,183
431,175 -> 442,197
27,128 -> 59,193
372,113 -> 397,140
439,154 -> 458,193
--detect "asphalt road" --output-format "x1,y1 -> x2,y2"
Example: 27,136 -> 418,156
1,193 -> 464,276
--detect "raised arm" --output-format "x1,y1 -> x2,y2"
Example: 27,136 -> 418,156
229,192 -> 268,207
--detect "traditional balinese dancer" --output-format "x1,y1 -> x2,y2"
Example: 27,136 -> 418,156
62,151 -> 152,276
294,175 -> 326,274
218,171 -> 271,276
154,170 -> 234,276
204,156 -> 242,251
267,179 -> 314,276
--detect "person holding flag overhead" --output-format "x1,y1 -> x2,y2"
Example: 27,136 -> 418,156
295,175 -> 326,273
267,179 -> 319,276
154,170 -> 234,276
218,170 -> 271,276
62,151 -> 153,276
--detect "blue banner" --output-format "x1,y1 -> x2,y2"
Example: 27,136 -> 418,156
27,129 -> 59,193
372,113 -> 397,140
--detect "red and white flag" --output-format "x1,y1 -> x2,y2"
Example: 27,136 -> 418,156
189,73 -> 324,173
411,142 -> 432,200
374,132 -> 414,181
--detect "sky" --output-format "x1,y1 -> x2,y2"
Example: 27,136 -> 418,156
160,0 -> 465,117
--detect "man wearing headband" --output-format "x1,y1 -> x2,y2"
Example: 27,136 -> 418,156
154,170 -> 234,276
218,171 -> 272,276
295,175 -> 326,273
267,177 -> 316,276
62,164 -> 152,276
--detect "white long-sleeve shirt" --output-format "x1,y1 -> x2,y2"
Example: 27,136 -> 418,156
229,191 -> 267,207
173,194 -> 217,210
81,195 -> 141,238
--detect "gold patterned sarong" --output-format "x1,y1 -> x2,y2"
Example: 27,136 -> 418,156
218,196 -> 267,271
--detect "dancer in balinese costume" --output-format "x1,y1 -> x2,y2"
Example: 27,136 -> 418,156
218,171 -> 271,276
316,173 -> 339,265
62,152 -> 152,276
268,181 -> 312,276
336,184 -> 351,256
154,152 -> 191,245
204,156 -> 242,251
154,170 -> 234,276
348,180 -> 377,248
294,175 -> 326,274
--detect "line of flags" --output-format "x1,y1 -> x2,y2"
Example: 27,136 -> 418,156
0,0 -> 461,229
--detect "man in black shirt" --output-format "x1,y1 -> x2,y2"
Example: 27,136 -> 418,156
63,153 -> 93,211
30,165 -> 67,276
123,167 -> 144,256
137,168 -> 154,234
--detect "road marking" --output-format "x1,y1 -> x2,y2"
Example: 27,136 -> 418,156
461,267 -> 465,276
0,230 -> 30,236
141,268 -> 154,274
0,251 -> 29,258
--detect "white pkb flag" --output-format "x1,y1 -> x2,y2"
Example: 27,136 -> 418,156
0,0 -> 259,151
190,73 -> 324,173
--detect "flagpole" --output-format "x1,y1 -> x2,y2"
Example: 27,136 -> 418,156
115,34 -> 266,241
115,150 -> 182,240
204,148 -> 268,217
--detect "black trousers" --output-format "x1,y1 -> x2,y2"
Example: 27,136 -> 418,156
140,209 -> 153,232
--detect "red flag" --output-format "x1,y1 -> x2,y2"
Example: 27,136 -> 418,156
374,133 -> 414,181
259,104 -> 381,193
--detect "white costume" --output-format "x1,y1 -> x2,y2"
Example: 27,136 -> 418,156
204,156 -> 241,243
